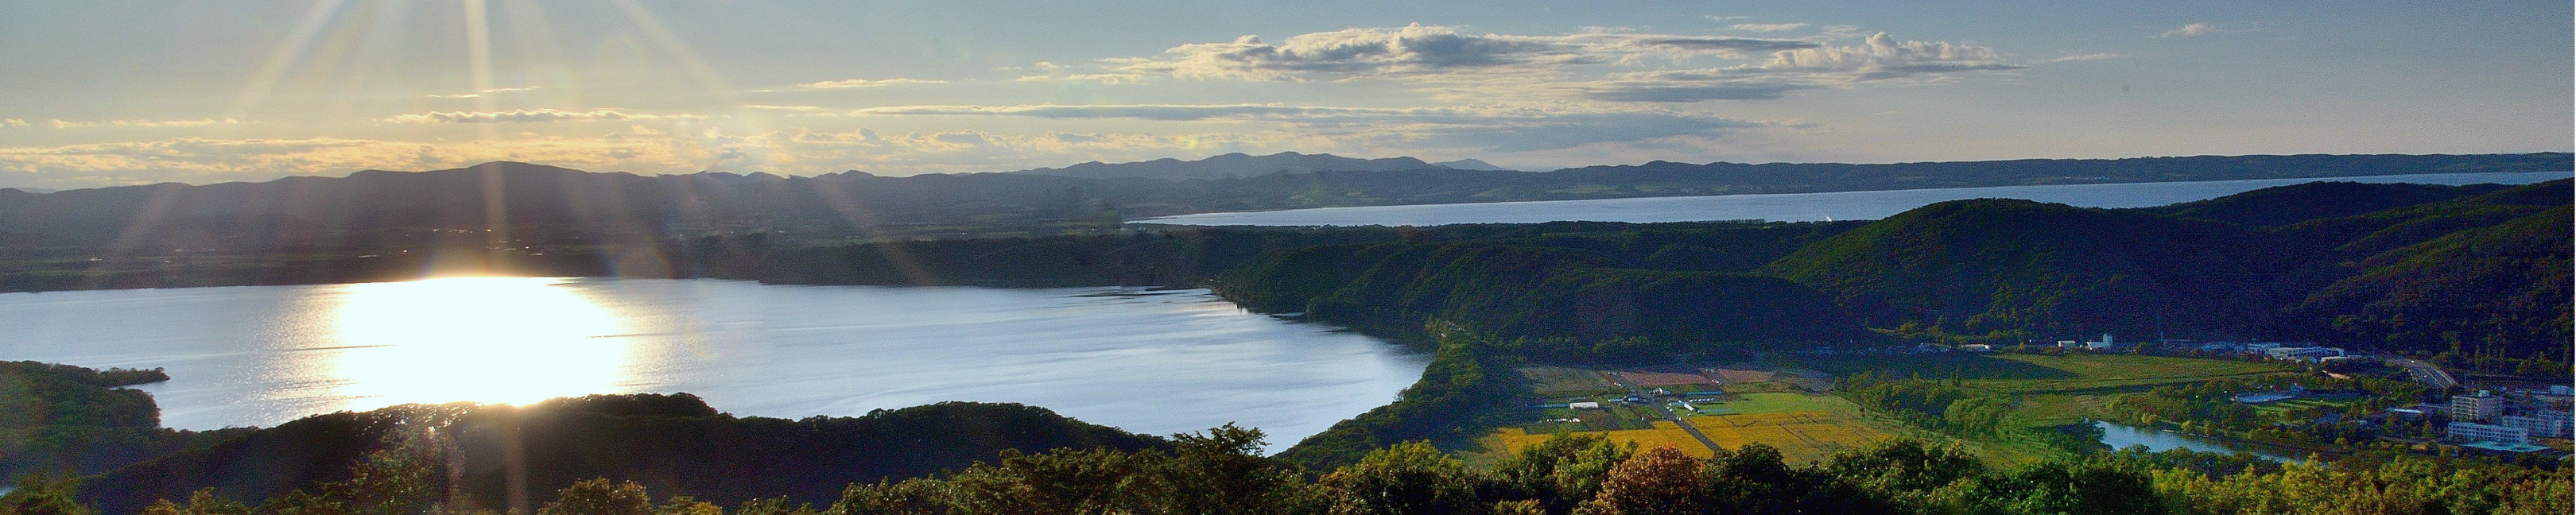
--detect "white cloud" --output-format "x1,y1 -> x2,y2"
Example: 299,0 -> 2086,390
382,109 -> 707,124
2155,23 -> 2219,38
1729,23 -> 1809,33
1107,25 -> 2022,106
792,78 -> 948,89
0,119 -> 26,127
1111,24 -> 1820,82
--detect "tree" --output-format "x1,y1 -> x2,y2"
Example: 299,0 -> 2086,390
0,473 -> 95,515
1317,442 -> 1482,515
138,490 -> 250,515
1573,447 -> 1705,515
537,478 -> 654,515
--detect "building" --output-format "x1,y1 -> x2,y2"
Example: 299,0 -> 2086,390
1961,343 -> 1994,352
2450,391 -> 2506,422
2448,420 -> 2531,444
2264,347 -> 2344,362
2504,414 -> 2566,437
2085,334 -> 2115,350
1567,401 -> 1601,409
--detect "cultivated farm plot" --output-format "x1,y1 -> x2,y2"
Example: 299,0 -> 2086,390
1616,370 -> 1717,388
1486,420 -> 1720,459
1521,366 -> 1621,394
1793,353 -> 2287,394
1688,411 -> 1891,464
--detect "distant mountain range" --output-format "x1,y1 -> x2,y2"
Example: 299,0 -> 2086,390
0,153 -> 2560,262
1005,152 -> 1516,180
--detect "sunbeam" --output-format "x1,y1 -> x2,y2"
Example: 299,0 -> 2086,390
223,0 -> 350,127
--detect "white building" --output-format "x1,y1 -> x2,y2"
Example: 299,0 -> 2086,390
2450,392 -> 2506,422
2085,334 -> 2115,350
1568,401 -> 1601,409
2504,414 -> 2566,437
2448,421 -> 2531,444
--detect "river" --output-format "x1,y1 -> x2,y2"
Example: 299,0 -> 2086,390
2094,420 -> 2306,463
0,278 -> 1427,451
1138,171 -> 2567,227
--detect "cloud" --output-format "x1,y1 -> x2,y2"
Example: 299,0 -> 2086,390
1728,23 -> 1809,33
1112,24 -> 1819,81
793,78 -> 948,89
2038,52 -> 2120,63
1109,25 -> 2020,106
1560,32 -> 2024,103
746,105 -> 827,112
1,119 -> 27,127
849,103 -> 1475,122
382,109 -> 706,124
2155,23 -> 2219,38
42,118 -> 242,129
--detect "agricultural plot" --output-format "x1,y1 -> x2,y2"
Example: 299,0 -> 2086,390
1793,353 -> 2288,394
1486,421 -> 1720,459
1616,370 -> 1717,388
1688,412 -> 1891,464
1520,366 -> 1621,394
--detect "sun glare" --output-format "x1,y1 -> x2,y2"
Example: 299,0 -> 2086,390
328,277 -> 632,408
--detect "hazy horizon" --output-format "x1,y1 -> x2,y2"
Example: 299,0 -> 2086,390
2,1 -> 2568,189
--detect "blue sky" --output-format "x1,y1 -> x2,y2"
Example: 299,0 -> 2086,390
0,0 -> 2566,188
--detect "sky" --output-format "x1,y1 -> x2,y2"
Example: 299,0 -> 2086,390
0,1 -> 2568,189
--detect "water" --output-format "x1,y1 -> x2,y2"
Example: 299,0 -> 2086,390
2094,420 -> 2302,462
1138,172 -> 2569,227
0,278 -> 1427,451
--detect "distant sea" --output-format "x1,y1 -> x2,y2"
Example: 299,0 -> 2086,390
1136,171 -> 2570,227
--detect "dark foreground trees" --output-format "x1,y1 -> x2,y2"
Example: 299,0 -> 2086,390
11,428 -> 2563,515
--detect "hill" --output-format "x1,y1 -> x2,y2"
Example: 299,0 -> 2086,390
76,395 -> 1162,515
1759,199 -> 2291,341
2136,181 -> 2512,227
1007,152 -> 1461,180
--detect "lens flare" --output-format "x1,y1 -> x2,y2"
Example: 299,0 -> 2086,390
327,277 -> 632,408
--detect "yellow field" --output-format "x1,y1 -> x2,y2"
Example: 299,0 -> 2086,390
1484,399 -> 1899,464
1686,411 -> 1892,463
1485,420 -> 1717,459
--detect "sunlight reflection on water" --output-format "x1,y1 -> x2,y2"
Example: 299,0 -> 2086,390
0,279 -> 1426,451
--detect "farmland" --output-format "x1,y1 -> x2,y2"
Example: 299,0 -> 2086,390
1482,353 -> 2302,465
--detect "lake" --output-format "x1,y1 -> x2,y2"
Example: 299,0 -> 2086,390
0,278 -> 1427,451
2095,420 -> 2304,463
1138,171 -> 2569,227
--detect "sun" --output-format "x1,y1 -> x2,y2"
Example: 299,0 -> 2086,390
327,276 -> 634,408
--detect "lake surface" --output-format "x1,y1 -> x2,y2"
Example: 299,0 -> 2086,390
1139,171 -> 2569,227
2094,420 -> 2302,462
0,278 -> 1427,451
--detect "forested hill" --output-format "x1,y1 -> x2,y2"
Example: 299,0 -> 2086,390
1196,180 -> 2571,362
74,395 -> 1161,515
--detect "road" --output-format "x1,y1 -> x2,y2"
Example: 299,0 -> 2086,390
2391,358 -> 2458,390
